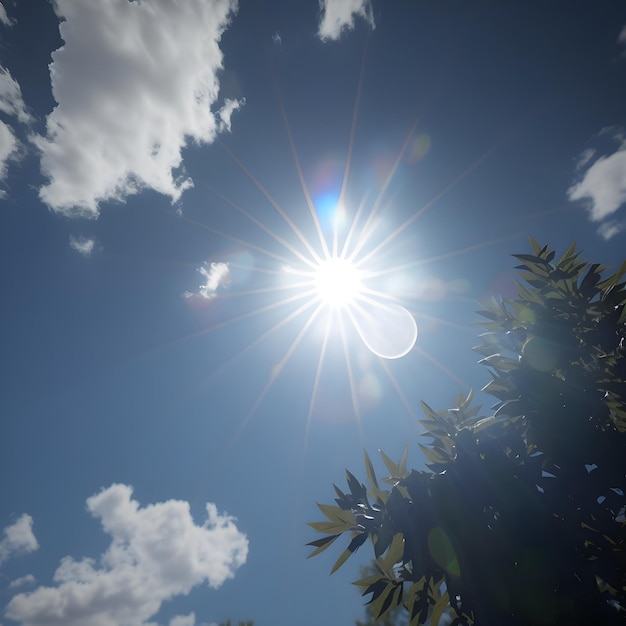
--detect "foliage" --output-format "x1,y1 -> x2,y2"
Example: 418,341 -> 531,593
308,240 -> 626,625
355,563 -> 411,626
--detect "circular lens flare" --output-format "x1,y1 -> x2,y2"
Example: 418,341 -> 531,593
315,257 -> 362,308
351,301 -> 418,359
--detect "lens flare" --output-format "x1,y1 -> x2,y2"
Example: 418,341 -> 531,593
350,300 -> 418,360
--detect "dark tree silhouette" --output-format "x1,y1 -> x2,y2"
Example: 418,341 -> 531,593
308,241 -> 626,625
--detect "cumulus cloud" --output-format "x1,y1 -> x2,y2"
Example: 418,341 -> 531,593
5,484 -> 248,626
69,235 -> 95,256
317,0 -> 375,41
186,262 -> 231,300
35,0 -> 240,217
0,515 -> 39,564
568,129 -> 626,239
0,2 -> 14,27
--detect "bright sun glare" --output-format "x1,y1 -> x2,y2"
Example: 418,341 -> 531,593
187,48 -> 493,430
314,256 -> 362,308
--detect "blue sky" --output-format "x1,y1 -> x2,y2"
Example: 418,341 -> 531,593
1,1 -> 626,625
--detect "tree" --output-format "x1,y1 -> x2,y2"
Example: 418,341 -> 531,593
308,241 -> 626,625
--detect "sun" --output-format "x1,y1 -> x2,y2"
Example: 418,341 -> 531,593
314,256 -> 363,308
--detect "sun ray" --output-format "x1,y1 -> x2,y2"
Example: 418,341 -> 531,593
277,98 -> 331,261
199,182 -> 321,269
194,288 -> 318,340
415,345 -> 471,391
346,120 -> 418,262
356,145 -> 497,269
219,139 -> 323,265
367,232 -> 522,277
227,300 -> 327,447
335,40 -> 369,257
180,213 -> 297,268
338,312 -> 362,420
377,358 -> 419,422
303,314 -> 333,451
416,312 -> 476,335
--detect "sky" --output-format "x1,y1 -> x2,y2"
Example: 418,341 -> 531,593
1,1 -> 626,625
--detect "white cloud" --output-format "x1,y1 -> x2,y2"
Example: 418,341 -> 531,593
619,24 -> 626,45
0,65 -> 31,189
0,2 -> 14,27
34,0 -> 240,218
9,575 -> 36,590
186,262 -> 231,300
217,98 -> 245,134
170,614 -> 196,626
0,67 -> 31,124
597,219 -> 626,241
568,146 -> 626,222
69,235 -> 95,256
317,0 -> 375,41
5,484 -> 248,626
575,148 -> 595,171
0,515 -> 39,564
0,120 -> 18,188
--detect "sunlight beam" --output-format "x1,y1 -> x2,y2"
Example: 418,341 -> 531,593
357,145 -> 496,267
219,139 -> 323,265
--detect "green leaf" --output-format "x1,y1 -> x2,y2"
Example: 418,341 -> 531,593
316,503 -> 355,527
346,470 -> 367,500
379,449 -> 400,478
598,259 -> 626,290
308,520 -> 354,534
381,532 -> 405,572
419,443 -> 450,465
306,533 -> 340,558
352,574 -> 388,590
330,533 -> 367,574
399,442 -> 409,477
429,589 -> 450,626
363,450 -> 379,489
558,240 -> 577,263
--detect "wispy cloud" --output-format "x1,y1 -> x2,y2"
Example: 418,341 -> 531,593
8,575 -> 36,590
619,24 -> 626,45
0,1 -> 14,27
0,121 -> 18,191
317,0 -> 375,41
186,262 -> 231,300
5,484 -> 248,626
34,0 -> 240,218
0,514 -> 39,564
597,220 -> 626,241
218,98 -> 245,133
568,128 -> 626,239
69,235 -> 95,256
0,66 -> 31,190
0,67 -> 31,124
